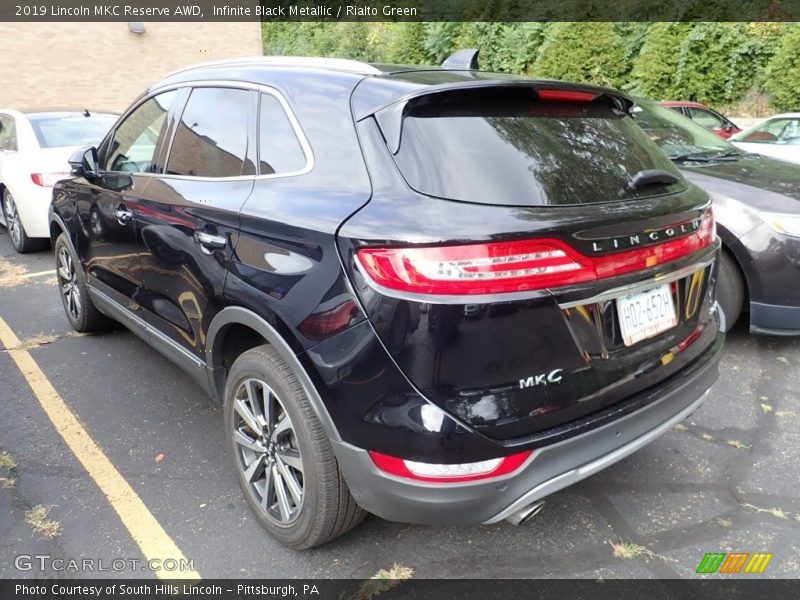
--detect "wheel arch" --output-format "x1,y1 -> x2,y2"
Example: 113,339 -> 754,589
715,224 -> 752,310
205,306 -> 342,442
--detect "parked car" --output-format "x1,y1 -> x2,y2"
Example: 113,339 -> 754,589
50,55 -> 722,549
634,99 -> 800,334
0,110 -> 117,252
661,101 -> 742,139
730,113 -> 800,165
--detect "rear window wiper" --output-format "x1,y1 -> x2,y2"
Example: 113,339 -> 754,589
622,169 -> 680,193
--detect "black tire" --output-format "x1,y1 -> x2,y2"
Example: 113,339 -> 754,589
2,189 -> 46,253
224,345 -> 365,549
716,251 -> 744,333
54,233 -> 112,332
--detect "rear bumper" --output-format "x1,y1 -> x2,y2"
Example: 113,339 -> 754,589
8,182 -> 52,238
333,333 -> 721,525
750,302 -> 800,336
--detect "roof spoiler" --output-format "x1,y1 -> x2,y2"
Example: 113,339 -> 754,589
375,82 -> 634,154
442,49 -> 480,70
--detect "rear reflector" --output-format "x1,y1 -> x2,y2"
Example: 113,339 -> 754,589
298,299 -> 359,340
536,89 -> 598,103
31,173 -> 69,187
356,210 -> 714,296
369,450 -> 532,483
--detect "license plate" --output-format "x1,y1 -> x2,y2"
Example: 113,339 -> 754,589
616,284 -> 678,346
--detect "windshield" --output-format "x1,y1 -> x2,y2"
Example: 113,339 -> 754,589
631,100 -> 737,159
29,114 -> 117,148
389,87 -> 684,206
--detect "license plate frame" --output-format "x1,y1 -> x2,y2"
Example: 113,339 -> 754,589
616,283 -> 678,347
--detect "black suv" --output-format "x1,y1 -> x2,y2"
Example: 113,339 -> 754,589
50,55 -> 723,549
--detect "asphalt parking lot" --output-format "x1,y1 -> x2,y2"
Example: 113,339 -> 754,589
1,227 -> 799,580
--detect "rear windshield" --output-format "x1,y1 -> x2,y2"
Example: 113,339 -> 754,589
29,115 -> 116,148
389,87 -> 684,206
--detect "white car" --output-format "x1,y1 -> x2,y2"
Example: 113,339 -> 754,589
0,110 -> 117,252
730,113 -> 800,166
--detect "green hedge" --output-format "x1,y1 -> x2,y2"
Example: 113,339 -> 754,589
262,21 -> 797,110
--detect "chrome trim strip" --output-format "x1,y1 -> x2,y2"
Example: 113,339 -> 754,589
483,388 -> 711,524
86,285 -> 206,373
558,254 -> 716,309
108,80 -> 314,182
162,56 -> 382,79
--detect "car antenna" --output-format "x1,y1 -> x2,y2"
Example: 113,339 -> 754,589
83,109 -> 91,117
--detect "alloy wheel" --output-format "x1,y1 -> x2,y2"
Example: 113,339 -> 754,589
57,246 -> 82,321
4,193 -> 21,248
232,378 -> 304,524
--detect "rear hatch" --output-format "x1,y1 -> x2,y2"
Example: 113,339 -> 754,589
338,77 -> 720,442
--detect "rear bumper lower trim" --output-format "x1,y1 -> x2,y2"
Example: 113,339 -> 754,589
750,301 -> 800,336
332,340 -> 720,525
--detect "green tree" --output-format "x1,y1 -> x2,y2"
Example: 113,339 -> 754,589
673,23 -> 760,105
764,23 -> 800,111
629,23 -> 694,98
531,22 -> 628,87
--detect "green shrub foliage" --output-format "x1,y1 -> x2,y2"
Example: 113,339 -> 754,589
764,23 -> 800,111
262,21 -> 796,110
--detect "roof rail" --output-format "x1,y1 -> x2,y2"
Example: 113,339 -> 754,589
162,56 -> 382,80
441,49 -> 480,70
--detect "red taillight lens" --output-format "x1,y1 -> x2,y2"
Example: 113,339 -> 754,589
536,89 -> 599,103
298,299 -> 359,340
369,450 -> 532,483
356,210 -> 715,296
31,173 -> 69,187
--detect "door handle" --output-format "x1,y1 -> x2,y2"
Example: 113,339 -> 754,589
193,230 -> 226,252
114,207 -> 133,225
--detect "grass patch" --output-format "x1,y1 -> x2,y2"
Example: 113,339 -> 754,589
0,451 -> 16,471
609,540 -> 674,562
14,333 -> 59,351
673,423 -> 687,431
760,403 -> 773,414
610,540 -> 646,559
0,477 -> 16,489
24,505 -> 61,539
701,433 -> 715,441
715,517 -> 733,528
354,564 -> 413,600
741,502 -> 790,519
726,439 -> 751,450
0,258 -> 28,288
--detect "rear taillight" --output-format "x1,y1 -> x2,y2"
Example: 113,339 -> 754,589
356,210 -> 714,296
369,450 -> 532,483
536,89 -> 598,103
31,173 -> 69,187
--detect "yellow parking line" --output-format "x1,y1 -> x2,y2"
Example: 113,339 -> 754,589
0,316 -> 200,580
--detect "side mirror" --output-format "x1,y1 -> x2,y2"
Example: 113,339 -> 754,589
69,146 -> 99,179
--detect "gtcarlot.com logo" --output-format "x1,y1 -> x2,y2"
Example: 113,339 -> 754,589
15,554 -> 195,573
696,552 -> 773,574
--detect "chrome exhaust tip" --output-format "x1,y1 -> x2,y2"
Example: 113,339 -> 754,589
505,500 -> 545,526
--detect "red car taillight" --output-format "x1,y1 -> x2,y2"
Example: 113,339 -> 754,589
31,173 -> 69,187
369,450 -> 532,484
356,210 -> 714,296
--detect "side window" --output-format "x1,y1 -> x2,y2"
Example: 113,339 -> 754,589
688,108 -> 724,130
0,116 -> 17,151
258,93 -> 307,175
106,91 -> 176,173
742,119 -> 790,143
166,87 -> 254,178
